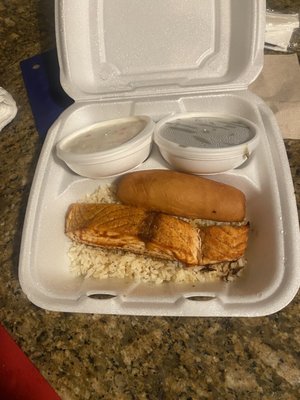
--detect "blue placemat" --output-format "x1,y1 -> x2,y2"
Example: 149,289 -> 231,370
20,49 -> 73,140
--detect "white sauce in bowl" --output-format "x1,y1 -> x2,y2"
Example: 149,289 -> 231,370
62,119 -> 147,154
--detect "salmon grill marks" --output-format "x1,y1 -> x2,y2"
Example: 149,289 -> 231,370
143,213 -> 201,265
65,203 -> 249,267
199,224 -> 249,265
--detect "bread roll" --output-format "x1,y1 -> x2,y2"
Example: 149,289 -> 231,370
116,170 -> 246,222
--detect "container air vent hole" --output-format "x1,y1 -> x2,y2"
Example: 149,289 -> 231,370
186,296 -> 216,301
88,293 -> 116,300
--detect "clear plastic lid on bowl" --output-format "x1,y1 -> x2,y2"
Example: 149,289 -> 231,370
57,115 -> 154,163
56,115 -> 155,178
154,112 -> 260,174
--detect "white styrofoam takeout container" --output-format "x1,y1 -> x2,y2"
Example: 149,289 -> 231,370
19,0 -> 300,316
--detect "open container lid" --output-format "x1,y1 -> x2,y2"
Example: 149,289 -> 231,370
55,0 -> 266,101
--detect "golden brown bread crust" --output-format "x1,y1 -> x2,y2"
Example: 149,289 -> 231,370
65,203 -> 249,266
116,170 -> 246,222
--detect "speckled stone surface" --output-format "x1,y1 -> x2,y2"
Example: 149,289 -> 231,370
1,1 -> 300,399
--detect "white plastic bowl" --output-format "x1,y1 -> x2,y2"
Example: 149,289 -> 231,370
56,116 -> 154,178
154,112 -> 260,174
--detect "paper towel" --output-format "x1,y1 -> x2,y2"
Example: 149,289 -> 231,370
250,54 -> 300,139
0,87 -> 17,132
265,11 -> 299,52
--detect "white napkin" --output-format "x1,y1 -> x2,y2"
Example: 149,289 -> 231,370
0,87 -> 17,131
250,54 -> 300,139
265,11 -> 299,52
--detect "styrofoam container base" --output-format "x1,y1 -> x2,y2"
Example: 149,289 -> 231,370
19,91 -> 300,316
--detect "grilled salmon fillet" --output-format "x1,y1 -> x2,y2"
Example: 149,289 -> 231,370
199,225 -> 249,265
65,203 -> 249,266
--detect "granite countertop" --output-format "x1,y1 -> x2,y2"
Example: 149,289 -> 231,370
1,1 -> 300,399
